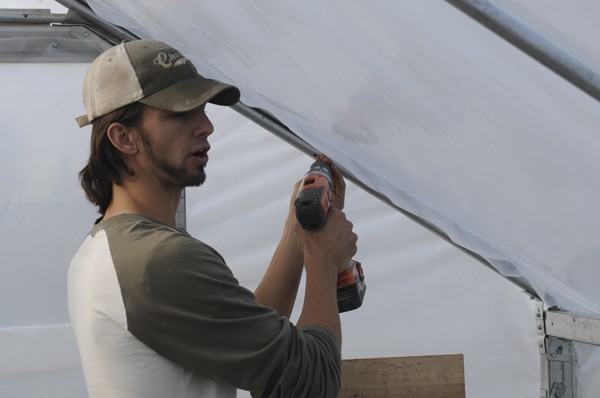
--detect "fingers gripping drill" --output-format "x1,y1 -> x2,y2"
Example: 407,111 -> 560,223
294,160 -> 366,313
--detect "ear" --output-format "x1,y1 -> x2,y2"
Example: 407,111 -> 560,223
107,122 -> 139,155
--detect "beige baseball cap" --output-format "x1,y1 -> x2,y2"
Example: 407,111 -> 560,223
76,40 -> 240,127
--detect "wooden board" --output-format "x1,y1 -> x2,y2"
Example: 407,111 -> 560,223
340,354 -> 465,398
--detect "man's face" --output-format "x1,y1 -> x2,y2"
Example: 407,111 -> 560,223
136,104 -> 214,187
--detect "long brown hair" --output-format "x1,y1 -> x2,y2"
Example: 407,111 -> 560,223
79,102 -> 145,215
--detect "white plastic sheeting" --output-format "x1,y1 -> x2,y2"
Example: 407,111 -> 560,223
0,63 -> 90,398
87,0 -> 600,315
1,62 -> 539,397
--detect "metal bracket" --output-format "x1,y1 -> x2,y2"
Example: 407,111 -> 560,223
544,337 -> 575,398
536,300 -> 546,354
536,300 -> 577,398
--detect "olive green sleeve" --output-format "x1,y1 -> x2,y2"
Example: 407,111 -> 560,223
112,228 -> 341,397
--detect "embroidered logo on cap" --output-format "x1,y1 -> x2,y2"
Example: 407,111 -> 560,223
153,50 -> 189,68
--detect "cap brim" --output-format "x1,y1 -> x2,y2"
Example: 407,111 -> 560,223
139,77 -> 240,113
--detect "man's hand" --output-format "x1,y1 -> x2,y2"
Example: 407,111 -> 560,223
296,156 -> 357,348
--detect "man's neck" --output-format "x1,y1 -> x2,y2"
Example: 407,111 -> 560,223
104,181 -> 182,228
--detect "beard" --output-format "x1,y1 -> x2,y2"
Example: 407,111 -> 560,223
141,131 -> 206,187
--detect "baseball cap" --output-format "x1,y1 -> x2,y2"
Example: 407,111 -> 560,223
76,40 -> 240,127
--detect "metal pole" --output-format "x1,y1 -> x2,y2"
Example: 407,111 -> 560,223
0,9 -> 65,24
54,0 -> 138,43
445,0 -> 600,104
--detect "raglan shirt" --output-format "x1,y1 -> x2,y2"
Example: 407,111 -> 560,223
68,213 -> 341,398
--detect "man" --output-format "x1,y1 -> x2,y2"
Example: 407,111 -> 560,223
68,39 -> 357,398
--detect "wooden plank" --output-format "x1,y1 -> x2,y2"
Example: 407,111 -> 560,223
340,354 -> 465,398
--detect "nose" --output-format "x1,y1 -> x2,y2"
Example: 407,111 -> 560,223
191,106 -> 214,137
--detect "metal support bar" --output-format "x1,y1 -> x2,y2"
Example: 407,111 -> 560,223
545,309 -> 600,346
0,9 -> 65,24
445,0 -> 600,104
0,24 -> 111,62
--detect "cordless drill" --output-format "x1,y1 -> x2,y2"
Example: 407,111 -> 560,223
294,160 -> 366,313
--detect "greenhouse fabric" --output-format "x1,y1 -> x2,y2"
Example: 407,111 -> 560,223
87,0 -> 600,314
3,0 -> 600,396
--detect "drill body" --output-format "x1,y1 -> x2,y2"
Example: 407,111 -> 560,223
295,160 -> 366,313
